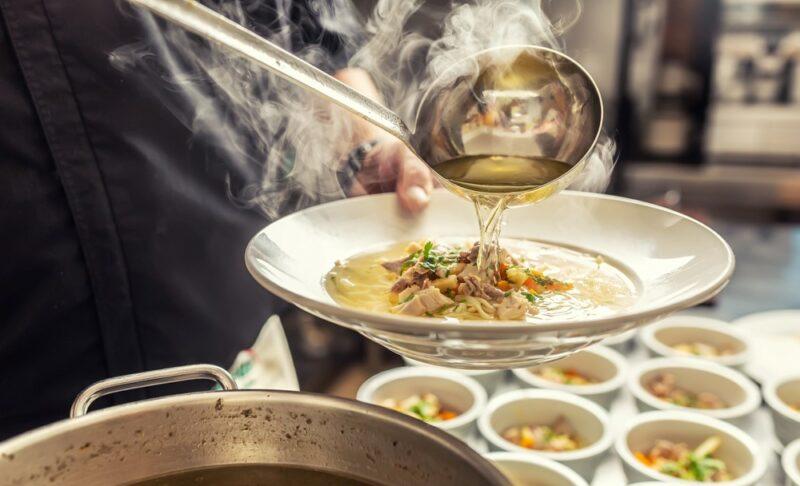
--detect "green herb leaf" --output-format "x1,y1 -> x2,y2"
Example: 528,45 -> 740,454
422,241 -> 433,260
522,291 -> 540,303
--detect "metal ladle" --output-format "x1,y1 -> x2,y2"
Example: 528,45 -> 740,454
128,0 -> 603,204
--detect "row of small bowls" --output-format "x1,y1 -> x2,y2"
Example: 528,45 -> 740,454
357,315 -> 800,484
644,316 -> 800,468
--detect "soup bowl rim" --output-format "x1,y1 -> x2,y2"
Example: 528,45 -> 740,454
477,388 -> 612,461
615,410 -> 767,486
245,190 -> 735,335
628,357 -> 760,420
483,451 -> 589,486
763,373 -> 800,423
640,315 -> 750,367
511,345 -> 627,395
356,366 -> 487,431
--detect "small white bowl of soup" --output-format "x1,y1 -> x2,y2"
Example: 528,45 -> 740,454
628,483 -> 686,486
640,316 -> 750,369
402,357 -> 506,395
511,345 -> 627,409
478,389 -> 612,480
616,411 -> 767,485
483,452 -> 588,486
782,438 -> 800,486
628,358 -> 760,428
356,366 -> 486,440
763,374 -> 800,447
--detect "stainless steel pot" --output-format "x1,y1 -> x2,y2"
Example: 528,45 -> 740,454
0,365 -> 509,485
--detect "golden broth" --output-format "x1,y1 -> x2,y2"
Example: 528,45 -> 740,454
326,239 -> 637,323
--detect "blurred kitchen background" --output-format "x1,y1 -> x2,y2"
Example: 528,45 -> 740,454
282,0 -> 800,395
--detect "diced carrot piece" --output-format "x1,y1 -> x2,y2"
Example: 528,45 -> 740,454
438,410 -> 457,420
499,263 -> 508,280
635,451 -> 652,467
520,436 -> 535,448
497,280 -> 511,291
523,279 -> 544,293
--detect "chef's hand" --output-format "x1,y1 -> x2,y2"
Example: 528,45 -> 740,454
334,68 -> 434,214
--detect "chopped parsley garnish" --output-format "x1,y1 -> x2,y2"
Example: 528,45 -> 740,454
522,291 -> 541,303
418,241 -> 457,273
422,241 -> 433,260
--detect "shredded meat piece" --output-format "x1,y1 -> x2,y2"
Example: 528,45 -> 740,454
416,288 -> 454,312
457,264 -> 479,279
496,293 -> 528,320
458,242 -> 480,263
393,288 -> 453,316
391,264 -> 431,293
381,256 -> 408,274
649,440 -> 689,462
648,372 -> 677,397
394,295 -> 426,316
457,275 -> 481,298
481,283 -> 505,301
457,274 -> 504,303
551,416 -> 573,436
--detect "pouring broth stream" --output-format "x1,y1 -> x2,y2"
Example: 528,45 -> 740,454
325,151 -> 634,322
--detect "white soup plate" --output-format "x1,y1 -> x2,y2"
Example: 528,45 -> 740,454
246,190 -> 734,369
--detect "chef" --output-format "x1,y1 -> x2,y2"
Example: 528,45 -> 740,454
0,0 -> 432,439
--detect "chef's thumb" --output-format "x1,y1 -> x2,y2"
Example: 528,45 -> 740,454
397,156 -> 433,213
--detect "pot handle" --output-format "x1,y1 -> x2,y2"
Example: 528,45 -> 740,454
70,364 -> 238,418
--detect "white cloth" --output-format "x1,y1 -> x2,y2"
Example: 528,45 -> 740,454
227,315 -> 299,391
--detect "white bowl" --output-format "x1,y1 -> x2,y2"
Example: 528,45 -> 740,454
628,483 -> 684,486
782,438 -> 800,486
356,366 -> 486,440
245,190 -> 734,368
731,310 -> 800,383
402,357 -> 505,396
483,451 -> 588,486
640,316 -> 749,369
628,358 -> 760,427
511,345 -> 627,409
764,374 -> 800,447
616,411 -> 767,486
602,328 -> 637,353
478,389 -> 612,480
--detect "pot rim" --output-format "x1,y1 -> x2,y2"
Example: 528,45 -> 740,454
0,388 -> 506,485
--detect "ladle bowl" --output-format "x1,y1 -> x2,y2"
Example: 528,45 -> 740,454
128,0 -> 602,204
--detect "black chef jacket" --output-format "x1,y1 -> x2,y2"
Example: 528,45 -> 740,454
0,0 -> 343,439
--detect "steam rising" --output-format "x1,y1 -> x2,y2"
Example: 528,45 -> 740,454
112,0 -> 614,220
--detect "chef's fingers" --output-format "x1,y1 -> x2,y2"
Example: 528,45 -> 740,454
396,151 -> 433,213
347,179 -> 368,197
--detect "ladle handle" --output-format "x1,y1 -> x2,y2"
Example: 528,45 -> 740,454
129,0 -> 413,144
